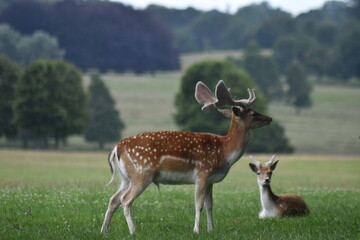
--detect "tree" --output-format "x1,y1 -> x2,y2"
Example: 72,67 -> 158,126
273,34 -> 317,73
1,0 -> 180,72
285,61 -> 312,114
85,73 -> 125,149
15,60 -> 88,148
334,23 -> 360,79
189,10 -> 230,51
174,60 -> 293,153
0,24 -> 64,65
175,60 -> 265,135
0,55 -> 20,139
255,13 -> 295,48
17,30 -> 65,65
0,24 -> 20,61
242,41 -> 282,100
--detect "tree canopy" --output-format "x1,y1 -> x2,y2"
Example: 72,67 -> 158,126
285,61 -> 313,114
15,60 -> 88,148
1,0 -> 179,72
242,41 -> 282,100
0,24 -> 64,65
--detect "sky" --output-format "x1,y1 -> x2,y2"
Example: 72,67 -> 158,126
112,0 -> 339,16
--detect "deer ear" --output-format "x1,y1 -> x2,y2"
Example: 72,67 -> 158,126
270,160 -> 279,171
249,163 -> 258,173
218,109 -> 232,118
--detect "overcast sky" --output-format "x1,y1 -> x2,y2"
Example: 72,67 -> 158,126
112,0 -> 341,15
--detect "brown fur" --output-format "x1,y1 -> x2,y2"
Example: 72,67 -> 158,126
276,194 -> 310,217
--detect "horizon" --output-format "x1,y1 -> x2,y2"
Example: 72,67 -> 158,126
112,0 -> 347,16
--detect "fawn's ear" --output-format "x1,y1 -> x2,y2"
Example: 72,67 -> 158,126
270,160 -> 279,171
249,163 -> 258,173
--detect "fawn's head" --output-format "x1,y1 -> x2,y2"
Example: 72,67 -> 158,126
195,80 -> 272,129
249,155 -> 279,185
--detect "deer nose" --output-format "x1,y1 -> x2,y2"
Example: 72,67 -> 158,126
265,178 -> 271,183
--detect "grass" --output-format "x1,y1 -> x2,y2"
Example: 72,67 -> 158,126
269,85 -> 360,154
0,150 -> 359,239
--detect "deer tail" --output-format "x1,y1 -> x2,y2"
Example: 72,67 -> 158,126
106,145 -> 119,186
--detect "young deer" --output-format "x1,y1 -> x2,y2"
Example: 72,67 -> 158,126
100,80 -> 272,234
249,155 -> 310,218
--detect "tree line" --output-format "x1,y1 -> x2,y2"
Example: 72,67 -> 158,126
0,0 -> 180,73
0,54 -> 292,152
0,24 -> 64,65
146,0 -> 360,82
0,56 -> 124,149
1,0 -> 358,80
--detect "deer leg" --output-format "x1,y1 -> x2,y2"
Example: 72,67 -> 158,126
204,184 -> 214,232
193,179 -> 208,233
101,179 -> 130,233
121,178 -> 152,234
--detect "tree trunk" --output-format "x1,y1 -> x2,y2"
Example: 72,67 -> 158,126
22,137 -> 28,149
99,141 -> 104,150
43,137 -> 49,149
54,137 -> 60,149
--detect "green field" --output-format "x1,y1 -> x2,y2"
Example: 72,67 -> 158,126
86,71 -> 360,154
0,150 -> 359,239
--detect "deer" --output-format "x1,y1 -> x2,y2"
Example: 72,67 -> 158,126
249,155 -> 310,218
100,80 -> 272,234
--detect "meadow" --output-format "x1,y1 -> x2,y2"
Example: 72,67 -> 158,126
1,51 -> 359,239
0,150 -> 359,239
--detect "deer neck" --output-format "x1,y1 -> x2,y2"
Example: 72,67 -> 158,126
259,183 -> 278,210
221,114 -> 250,166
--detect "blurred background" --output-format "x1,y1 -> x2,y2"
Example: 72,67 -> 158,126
0,0 -> 359,155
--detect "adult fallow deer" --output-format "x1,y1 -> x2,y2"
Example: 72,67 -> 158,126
101,80 -> 272,234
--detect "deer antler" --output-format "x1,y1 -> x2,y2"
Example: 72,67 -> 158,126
195,80 -> 256,110
265,155 -> 276,167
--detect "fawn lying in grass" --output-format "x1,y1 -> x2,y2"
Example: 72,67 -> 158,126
249,155 -> 310,218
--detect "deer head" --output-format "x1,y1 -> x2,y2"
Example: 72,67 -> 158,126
249,155 -> 279,185
195,80 -> 272,129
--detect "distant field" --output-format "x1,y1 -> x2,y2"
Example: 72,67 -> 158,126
0,150 -> 359,239
269,85 -> 360,154
93,71 -> 360,154
180,49 -> 271,71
